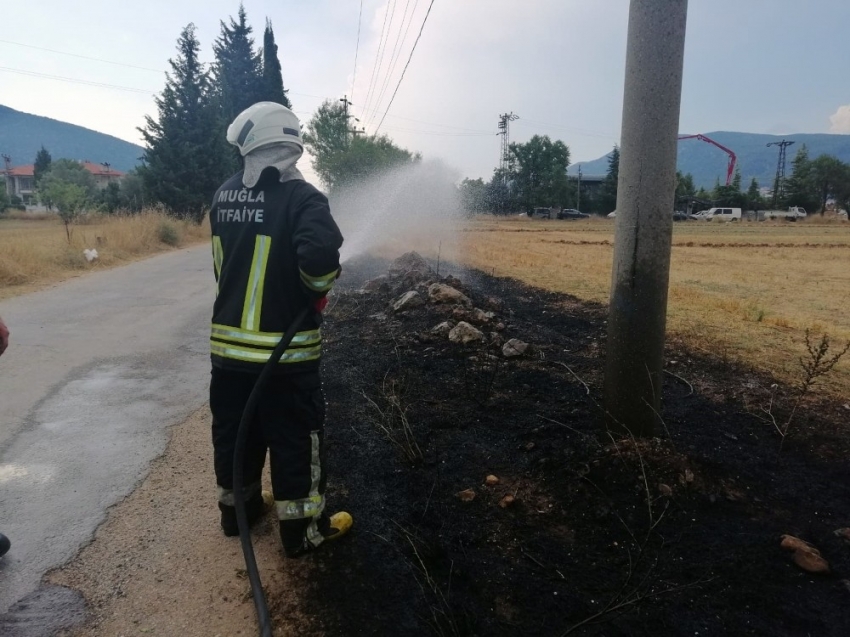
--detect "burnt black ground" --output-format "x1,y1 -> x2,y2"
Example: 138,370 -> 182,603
281,254 -> 850,637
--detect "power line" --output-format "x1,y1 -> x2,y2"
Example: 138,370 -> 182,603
0,66 -> 156,94
0,60 -> 492,137
379,123 -> 492,137
374,0 -> 435,134
350,0 -> 364,103
0,38 -> 162,73
366,0 -> 417,130
360,0 -> 396,125
514,117 -> 615,140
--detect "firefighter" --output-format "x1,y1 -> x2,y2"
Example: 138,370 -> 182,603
209,102 -> 351,558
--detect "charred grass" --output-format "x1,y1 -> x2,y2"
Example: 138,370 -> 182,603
285,255 -> 850,636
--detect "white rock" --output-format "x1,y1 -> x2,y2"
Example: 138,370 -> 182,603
502,338 -> 529,358
362,275 -> 389,292
428,283 -> 472,307
430,321 -> 454,336
471,308 -> 494,324
392,291 -> 424,312
449,321 -> 484,344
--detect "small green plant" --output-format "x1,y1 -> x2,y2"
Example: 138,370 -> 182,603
760,329 -> 849,449
157,221 -> 181,246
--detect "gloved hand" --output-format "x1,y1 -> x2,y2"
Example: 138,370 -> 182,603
314,297 -> 328,313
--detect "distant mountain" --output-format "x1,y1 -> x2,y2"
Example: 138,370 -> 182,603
569,131 -> 850,189
0,104 -> 144,172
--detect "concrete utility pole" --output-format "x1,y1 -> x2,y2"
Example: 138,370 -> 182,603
603,0 -> 689,437
576,165 -> 582,211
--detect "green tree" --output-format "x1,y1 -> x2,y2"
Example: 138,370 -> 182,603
674,171 -> 696,211
139,24 -> 226,219
0,181 -> 10,213
713,169 -> 747,208
119,170 -> 147,212
747,177 -> 762,209
458,178 -> 489,215
98,181 -> 123,213
260,19 -> 290,107
486,168 -> 513,214
304,100 -> 418,191
675,171 -> 696,199
40,175 -> 88,241
784,145 -> 817,212
833,163 -> 850,214
304,99 -> 351,187
326,135 -> 418,191
38,159 -> 97,208
507,135 -> 570,211
213,4 -> 263,123
810,155 -> 846,215
33,146 -> 52,186
598,146 -> 619,213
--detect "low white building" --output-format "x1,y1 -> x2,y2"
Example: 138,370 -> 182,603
3,160 -> 125,205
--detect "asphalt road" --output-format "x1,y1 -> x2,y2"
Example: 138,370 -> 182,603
0,245 -> 213,617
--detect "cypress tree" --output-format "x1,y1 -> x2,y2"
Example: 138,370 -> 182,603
33,146 -> 52,186
213,4 -> 264,123
784,144 -> 818,211
261,19 -> 291,107
598,146 -> 619,213
138,24 -> 225,219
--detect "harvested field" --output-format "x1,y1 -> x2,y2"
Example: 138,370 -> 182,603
288,253 -> 850,636
456,217 -> 850,397
0,212 -> 208,300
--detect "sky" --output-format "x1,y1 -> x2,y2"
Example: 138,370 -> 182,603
2,0 -> 849,183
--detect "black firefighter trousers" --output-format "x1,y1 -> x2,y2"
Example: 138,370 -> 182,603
210,367 -> 328,550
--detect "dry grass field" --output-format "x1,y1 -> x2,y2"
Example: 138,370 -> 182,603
0,211 -> 209,300
456,216 -> 850,397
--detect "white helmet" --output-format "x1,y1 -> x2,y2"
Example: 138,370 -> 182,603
226,102 -> 303,156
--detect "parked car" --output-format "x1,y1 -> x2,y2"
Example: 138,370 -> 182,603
672,211 -> 691,221
691,207 -> 741,221
557,208 -> 590,220
530,207 -> 552,219
607,210 -> 617,218
762,206 -> 807,221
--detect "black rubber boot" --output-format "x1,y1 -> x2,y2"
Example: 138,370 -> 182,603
280,511 -> 353,558
220,491 -> 269,537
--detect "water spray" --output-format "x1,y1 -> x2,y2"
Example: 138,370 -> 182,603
331,159 -> 464,265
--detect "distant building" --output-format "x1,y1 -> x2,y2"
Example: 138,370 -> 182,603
2,159 -> 125,204
3,165 -> 36,203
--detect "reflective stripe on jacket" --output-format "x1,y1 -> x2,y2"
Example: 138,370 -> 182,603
209,171 -> 343,374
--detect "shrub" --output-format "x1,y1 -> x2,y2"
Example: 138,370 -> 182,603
158,221 -> 181,246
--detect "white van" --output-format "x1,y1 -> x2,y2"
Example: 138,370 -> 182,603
704,207 -> 741,221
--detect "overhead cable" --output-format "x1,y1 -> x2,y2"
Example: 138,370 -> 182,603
0,65 -> 155,94
366,0 -> 417,129
350,0 -> 364,102
0,38 -> 162,73
374,0 -> 435,134
360,0 -> 395,123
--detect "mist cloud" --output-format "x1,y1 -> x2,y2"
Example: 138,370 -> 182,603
829,105 -> 850,133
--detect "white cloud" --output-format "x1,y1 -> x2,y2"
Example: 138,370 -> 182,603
829,105 -> 850,133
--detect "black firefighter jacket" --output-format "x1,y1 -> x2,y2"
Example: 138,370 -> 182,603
209,171 -> 343,374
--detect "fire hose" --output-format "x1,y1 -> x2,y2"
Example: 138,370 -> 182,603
232,306 -> 311,637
